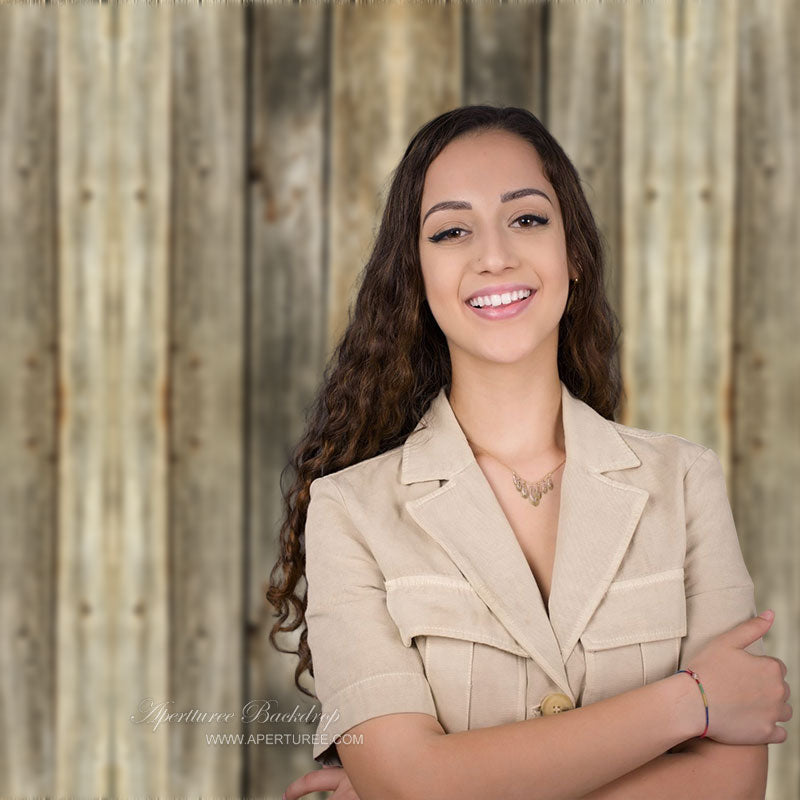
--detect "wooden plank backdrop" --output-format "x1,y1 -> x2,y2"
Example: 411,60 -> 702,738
0,6 -> 57,798
0,1 -> 796,798
732,1 -> 800,795
169,4 -> 246,798
56,5 -> 117,795
246,3 -> 330,794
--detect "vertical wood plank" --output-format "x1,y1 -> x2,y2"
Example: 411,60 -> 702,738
0,7 -> 57,797
463,3 -> 547,111
246,4 -> 330,795
733,2 -> 800,797
115,5 -> 171,798
56,6 -> 114,794
169,6 -> 245,796
547,3 -> 624,328
620,2 -> 682,430
327,2 -> 462,349
679,0 -> 737,461
620,0 -> 737,463
57,6 -> 172,795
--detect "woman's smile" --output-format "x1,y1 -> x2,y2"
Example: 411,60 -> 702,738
465,288 -> 537,320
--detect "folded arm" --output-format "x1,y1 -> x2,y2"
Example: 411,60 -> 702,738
577,739 -> 768,799
336,674 -> 714,800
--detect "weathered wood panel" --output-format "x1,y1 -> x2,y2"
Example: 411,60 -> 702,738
463,2 -> 547,111
620,1 -> 683,431
55,6 -> 115,795
245,4 -> 330,797
547,2 -> 624,330
619,1 -> 738,464
56,5 -> 172,797
679,0 -> 738,461
733,2 -> 800,797
169,5 -> 245,796
326,2 -> 462,350
0,7 -> 57,798
114,5 -> 171,798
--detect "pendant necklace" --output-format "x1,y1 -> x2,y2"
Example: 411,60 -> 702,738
467,439 -> 566,507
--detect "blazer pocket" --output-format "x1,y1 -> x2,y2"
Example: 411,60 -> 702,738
580,568 -> 687,705
385,576 -> 528,733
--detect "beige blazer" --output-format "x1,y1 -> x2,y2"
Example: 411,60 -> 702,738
304,381 -> 764,767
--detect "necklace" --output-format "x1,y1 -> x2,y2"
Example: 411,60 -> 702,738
467,439 -> 566,508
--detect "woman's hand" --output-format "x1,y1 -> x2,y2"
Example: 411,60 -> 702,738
283,765 -> 361,800
685,610 -> 792,745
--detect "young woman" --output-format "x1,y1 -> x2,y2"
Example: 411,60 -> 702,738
268,105 -> 791,800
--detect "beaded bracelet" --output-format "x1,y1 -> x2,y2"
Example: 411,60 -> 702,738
675,667 -> 709,738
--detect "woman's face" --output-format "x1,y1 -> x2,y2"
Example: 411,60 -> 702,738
418,129 -> 574,369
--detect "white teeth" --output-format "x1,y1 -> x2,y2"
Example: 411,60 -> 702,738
468,288 -> 532,308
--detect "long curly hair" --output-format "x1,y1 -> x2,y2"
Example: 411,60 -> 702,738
266,104 -> 623,697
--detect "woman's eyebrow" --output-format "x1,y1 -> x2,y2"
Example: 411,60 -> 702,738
422,187 -> 552,224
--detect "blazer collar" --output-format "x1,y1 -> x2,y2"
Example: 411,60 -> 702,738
400,381 -> 649,701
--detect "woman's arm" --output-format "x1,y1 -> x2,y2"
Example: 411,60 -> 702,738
336,671 -> 713,800
577,741 -> 768,800
286,727 -> 768,800
338,604 -> 782,800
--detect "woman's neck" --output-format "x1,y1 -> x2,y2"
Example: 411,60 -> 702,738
447,371 -> 565,472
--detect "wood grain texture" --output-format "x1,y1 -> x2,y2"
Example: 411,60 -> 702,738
245,3 -> 330,795
56,5 -> 172,797
679,0 -> 737,462
732,2 -> 800,797
620,0 -> 737,464
56,6 -> 114,795
168,5 -> 245,796
547,2 -> 624,334
0,6 -> 57,797
114,5 -> 171,798
463,2 -> 546,110
620,1 -> 682,431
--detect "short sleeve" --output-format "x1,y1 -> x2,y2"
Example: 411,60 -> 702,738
304,476 -> 437,767
679,447 -> 765,670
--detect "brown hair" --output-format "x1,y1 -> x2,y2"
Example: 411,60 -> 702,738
266,104 -> 623,697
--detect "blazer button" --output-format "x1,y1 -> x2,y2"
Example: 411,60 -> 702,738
540,692 -> 574,715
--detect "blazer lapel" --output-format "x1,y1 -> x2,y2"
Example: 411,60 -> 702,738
401,381 -> 649,699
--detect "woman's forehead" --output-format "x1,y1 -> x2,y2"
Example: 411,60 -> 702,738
420,132 -> 555,212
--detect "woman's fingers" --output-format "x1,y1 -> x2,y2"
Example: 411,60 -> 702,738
772,657 -> 792,723
771,725 -> 789,744
284,766 -> 347,799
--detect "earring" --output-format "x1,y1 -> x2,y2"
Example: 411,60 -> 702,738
566,276 -> 579,313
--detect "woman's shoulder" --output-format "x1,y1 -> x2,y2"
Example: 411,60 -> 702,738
607,418 -> 711,475
309,441 -> 407,500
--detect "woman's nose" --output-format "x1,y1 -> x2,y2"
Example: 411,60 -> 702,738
474,227 -> 520,271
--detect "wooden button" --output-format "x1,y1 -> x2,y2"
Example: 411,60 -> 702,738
540,692 -> 574,715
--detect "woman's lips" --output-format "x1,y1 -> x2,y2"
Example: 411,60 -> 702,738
465,290 -> 536,320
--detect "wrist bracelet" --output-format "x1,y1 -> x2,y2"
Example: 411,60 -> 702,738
675,667 -> 709,738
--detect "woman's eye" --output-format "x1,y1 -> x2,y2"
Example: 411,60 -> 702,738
427,214 -> 549,243
513,213 -> 549,228
427,227 -> 467,243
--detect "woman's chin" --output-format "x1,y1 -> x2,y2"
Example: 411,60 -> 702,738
454,343 -> 547,368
